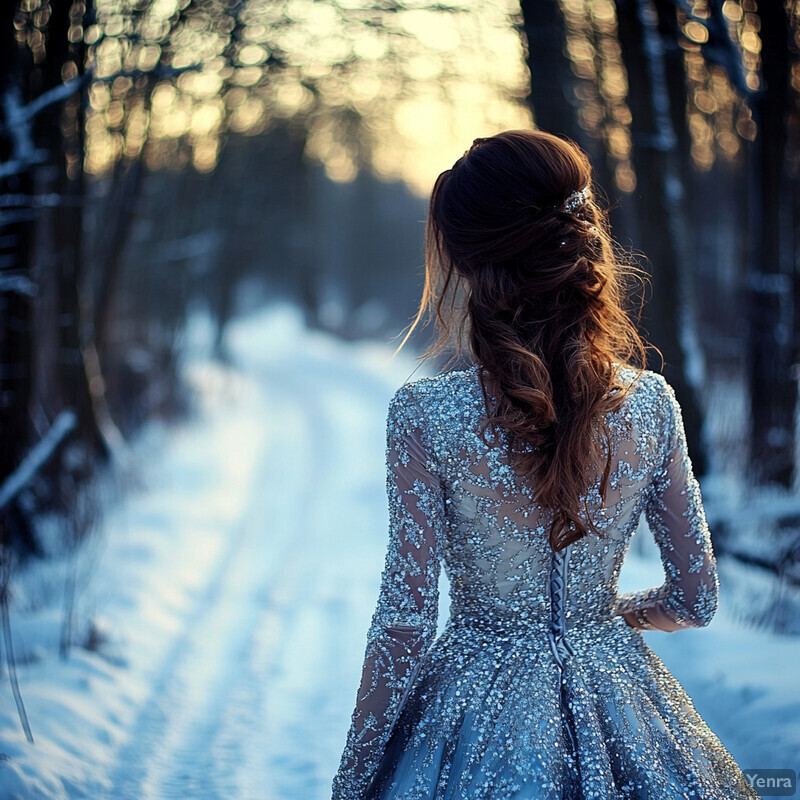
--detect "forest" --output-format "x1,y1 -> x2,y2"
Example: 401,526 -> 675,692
0,0 -> 799,796
4,0 -> 797,588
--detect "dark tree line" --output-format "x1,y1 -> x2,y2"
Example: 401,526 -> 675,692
1,1 -> 103,559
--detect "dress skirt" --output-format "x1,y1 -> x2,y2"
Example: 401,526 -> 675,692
364,616 -> 761,800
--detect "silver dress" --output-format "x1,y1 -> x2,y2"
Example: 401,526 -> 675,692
331,363 -> 761,800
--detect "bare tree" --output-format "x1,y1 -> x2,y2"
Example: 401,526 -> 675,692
747,1 -> 797,488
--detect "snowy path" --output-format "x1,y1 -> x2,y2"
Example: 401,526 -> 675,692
105,344 -> 402,799
107,378 -> 303,800
1,304 -> 798,799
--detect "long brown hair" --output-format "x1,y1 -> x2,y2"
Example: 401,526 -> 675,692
396,130 -> 650,551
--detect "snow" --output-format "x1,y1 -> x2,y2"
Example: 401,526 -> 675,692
0,301 -> 798,799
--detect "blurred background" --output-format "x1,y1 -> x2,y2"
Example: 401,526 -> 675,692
1,1 -> 800,798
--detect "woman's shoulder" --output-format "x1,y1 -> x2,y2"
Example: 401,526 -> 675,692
613,364 -> 665,391
387,363 -> 482,418
394,363 -> 673,404
618,364 -> 677,394
389,362 -> 677,427
384,367 -> 481,468
611,364 -> 679,432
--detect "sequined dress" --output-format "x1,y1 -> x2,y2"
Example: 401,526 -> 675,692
331,363 -> 760,800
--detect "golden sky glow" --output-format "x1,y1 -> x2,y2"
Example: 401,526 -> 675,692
83,0 -> 532,197
66,0 -> 773,191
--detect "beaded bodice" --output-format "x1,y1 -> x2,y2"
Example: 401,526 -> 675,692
331,363 -> 719,800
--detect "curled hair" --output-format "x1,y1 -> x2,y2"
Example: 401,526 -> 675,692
396,130 -> 649,551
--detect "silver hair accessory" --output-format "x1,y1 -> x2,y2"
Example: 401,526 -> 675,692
560,186 -> 595,247
564,186 -> 590,213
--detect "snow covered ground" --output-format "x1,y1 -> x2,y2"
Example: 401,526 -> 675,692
0,302 -> 798,799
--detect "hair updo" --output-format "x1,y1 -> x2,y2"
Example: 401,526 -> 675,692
400,129 -> 648,551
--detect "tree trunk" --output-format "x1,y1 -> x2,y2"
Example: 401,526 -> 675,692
520,0 -> 582,142
519,0 -> 616,196
0,2 -> 37,553
47,1 -> 108,470
650,0 -> 692,177
614,0 -> 708,475
747,2 -> 795,487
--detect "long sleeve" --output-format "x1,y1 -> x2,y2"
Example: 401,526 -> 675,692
332,387 -> 444,800
614,376 -> 720,633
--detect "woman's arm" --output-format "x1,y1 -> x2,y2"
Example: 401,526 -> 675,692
331,387 -> 444,799
615,375 -> 719,632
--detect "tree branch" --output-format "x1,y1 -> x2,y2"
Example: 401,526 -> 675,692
0,69 -> 94,180
0,410 -> 77,513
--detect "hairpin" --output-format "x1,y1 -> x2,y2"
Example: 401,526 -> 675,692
564,186 -> 590,213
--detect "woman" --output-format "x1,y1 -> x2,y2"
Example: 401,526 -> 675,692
331,130 -> 760,799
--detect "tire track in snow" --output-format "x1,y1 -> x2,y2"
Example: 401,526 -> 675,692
106,352 -> 394,800
107,383 -> 309,800
235,356 -> 391,800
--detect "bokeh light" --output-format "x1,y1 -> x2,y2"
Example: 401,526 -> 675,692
83,0 -> 532,194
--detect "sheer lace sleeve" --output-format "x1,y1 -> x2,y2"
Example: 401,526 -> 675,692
614,376 -> 720,633
331,387 -> 444,800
